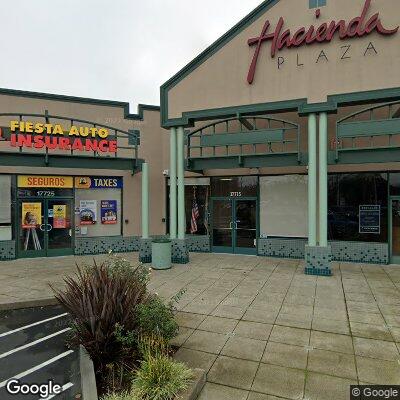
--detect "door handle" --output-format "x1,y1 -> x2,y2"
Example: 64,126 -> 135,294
229,222 -> 233,230
46,224 -> 53,232
39,224 -> 46,231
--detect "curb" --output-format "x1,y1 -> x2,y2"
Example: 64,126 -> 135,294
179,368 -> 206,400
0,297 -> 58,311
80,345 -> 98,400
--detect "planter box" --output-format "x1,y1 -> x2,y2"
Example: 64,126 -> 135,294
79,348 -> 205,400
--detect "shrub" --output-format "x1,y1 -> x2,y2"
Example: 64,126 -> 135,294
101,391 -> 132,400
51,259 -> 148,391
132,354 -> 193,400
136,296 -> 179,342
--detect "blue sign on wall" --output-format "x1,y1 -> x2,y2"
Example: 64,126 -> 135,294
359,205 -> 380,234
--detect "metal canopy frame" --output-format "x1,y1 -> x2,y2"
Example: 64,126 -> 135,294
333,101 -> 400,165
186,115 -> 302,171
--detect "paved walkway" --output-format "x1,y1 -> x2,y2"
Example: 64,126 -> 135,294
1,253 -> 400,399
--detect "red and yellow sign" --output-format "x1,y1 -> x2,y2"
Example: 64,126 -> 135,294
53,205 -> 67,229
9,120 -> 117,154
18,175 -> 73,189
21,202 -> 42,228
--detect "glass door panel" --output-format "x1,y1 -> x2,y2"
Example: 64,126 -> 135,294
234,199 -> 257,254
47,199 -> 73,255
18,200 -> 46,257
212,199 -> 233,252
391,199 -> 400,261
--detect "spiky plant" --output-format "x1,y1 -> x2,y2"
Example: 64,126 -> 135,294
51,260 -> 148,390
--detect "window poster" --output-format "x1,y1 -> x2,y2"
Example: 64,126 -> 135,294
79,200 -> 97,225
22,202 -> 42,228
359,205 -> 380,234
53,205 -> 67,229
101,200 -> 118,225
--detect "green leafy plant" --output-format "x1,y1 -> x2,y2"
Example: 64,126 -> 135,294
132,354 -> 193,400
51,259 -> 149,392
136,296 -> 179,342
101,391 -> 132,400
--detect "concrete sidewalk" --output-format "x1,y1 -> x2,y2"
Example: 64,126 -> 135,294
1,253 -> 400,399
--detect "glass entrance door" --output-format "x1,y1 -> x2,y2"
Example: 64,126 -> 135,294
18,199 -> 73,258
211,198 -> 257,255
390,198 -> 400,263
46,199 -> 73,256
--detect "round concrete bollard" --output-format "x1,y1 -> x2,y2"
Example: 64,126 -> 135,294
151,239 -> 172,270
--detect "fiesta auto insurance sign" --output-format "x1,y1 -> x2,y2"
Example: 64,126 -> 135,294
0,120 -> 117,153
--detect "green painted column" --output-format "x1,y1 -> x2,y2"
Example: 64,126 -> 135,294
319,112 -> 328,247
308,113 -> 317,247
169,128 -> 177,239
177,126 -> 185,240
141,162 -> 149,239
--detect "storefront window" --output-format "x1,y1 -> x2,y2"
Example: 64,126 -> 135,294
75,177 -> 123,238
211,176 -> 258,197
328,173 -> 388,243
185,185 -> 210,236
389,173 -> 400,195
0,175 -> 12,241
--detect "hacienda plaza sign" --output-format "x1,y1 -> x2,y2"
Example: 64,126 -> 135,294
247,0 -> 399,83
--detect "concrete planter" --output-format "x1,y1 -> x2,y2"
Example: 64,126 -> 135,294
79,347 -> 205,400
152,239 -> 172,270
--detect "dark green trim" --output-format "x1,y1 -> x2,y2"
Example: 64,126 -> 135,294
0,87 -> 159,121
160,0 -> 281,127
188,153 -> 304,170
329,148 -> 400,165
0,151 -> 144,172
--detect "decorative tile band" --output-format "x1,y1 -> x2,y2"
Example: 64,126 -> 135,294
139,238 -> 152,264
172,239 -> 189,264
258,238 -> 389,264
258,238 -> 307,259
185,235 -> 211,253
305,245 -> 332,276
0,240 -> 16,260
75,236 -> 141,256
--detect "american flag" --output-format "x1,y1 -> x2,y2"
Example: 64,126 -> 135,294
190,197 -> 200,234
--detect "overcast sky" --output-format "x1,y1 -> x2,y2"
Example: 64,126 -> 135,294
0,0 -> 261,109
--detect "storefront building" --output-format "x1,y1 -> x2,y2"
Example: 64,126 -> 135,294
0,88 -> 167,260
1,0 -> 400,275
161,0 -> 400,274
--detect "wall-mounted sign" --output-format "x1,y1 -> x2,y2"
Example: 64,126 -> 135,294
75,176 -> 123,189
230,192 -> 242,197
247,0 -> 399,83
53,205 -> 67,229
101,200 -> 118,225
359,205 -> 380,234
21,202 -> 42,228
9,121 -> 117,153
79,200 -> 97,225
18,175 -> 73,188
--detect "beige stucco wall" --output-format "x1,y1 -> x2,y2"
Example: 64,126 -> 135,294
0,93 -> 168,237
168,0 -> 400,119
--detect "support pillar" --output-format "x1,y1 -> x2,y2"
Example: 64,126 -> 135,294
173,126 -> 189,264
305,113 -> 332,276
139,162 -> 152,263
177,127 -> 185,240
308,113 -> 317,248
169,128 -> 177,240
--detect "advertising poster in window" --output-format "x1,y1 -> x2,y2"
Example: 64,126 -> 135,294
22,203 -> 42,228
359,205 -> 380,234
101,200 -> 118,225
53,205 -> 67,229
79,200 -> 97,225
